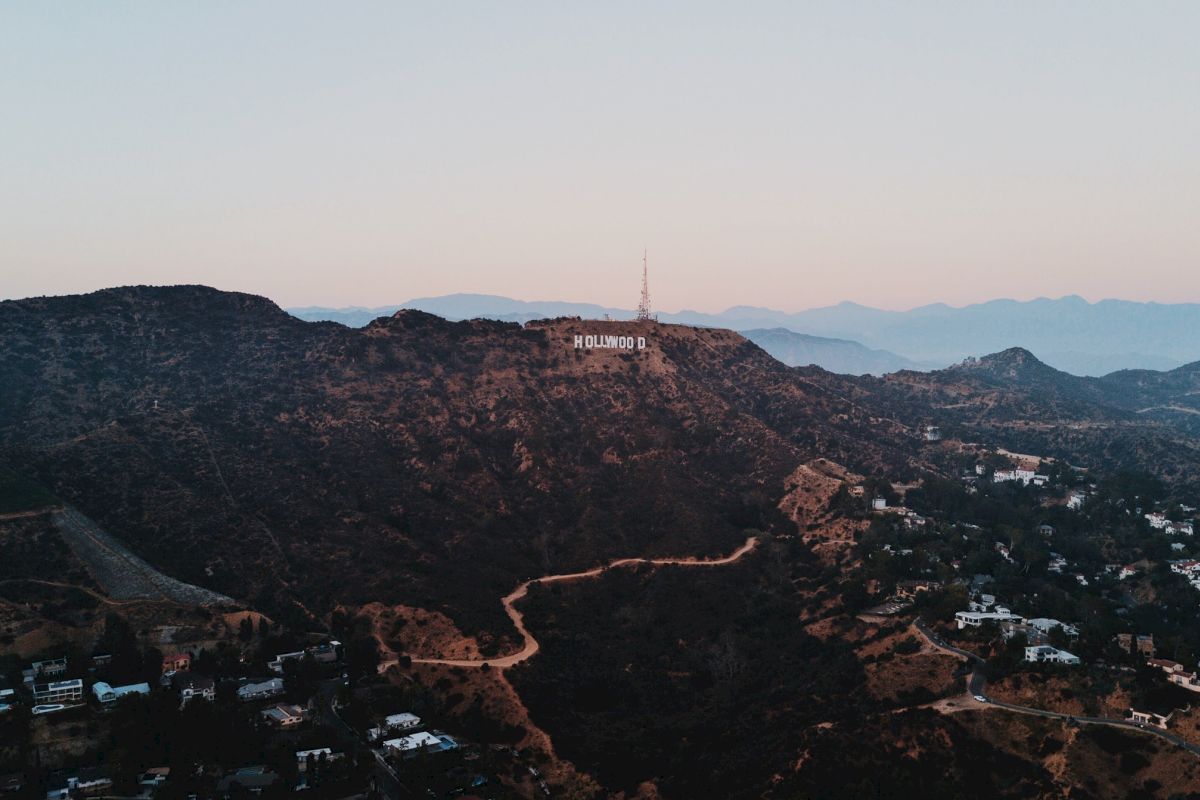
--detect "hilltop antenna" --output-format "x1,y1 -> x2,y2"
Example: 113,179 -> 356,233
636,248 -> 655,321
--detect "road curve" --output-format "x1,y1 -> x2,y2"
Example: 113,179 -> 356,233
913,618 -> 1200,758
392,535 -> 760,671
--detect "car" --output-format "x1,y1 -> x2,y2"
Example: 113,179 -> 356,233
973,695 -> 988,703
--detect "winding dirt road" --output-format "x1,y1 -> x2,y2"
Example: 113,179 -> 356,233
388,535 -> 760,671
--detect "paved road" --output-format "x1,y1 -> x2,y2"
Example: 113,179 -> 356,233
382,535 -> 760,672
913,618 -> 1200,757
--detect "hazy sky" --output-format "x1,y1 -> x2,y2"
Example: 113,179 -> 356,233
3,3 -> 1198,312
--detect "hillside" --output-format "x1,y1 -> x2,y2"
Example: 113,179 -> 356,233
799,348 -> 1200,493
0,286 -> 920,643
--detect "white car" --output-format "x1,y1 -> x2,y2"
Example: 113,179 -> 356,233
31,704 -> 66,715
973,695 -> 988,703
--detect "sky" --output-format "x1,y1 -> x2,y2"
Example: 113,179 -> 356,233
2,2 -> 1198,312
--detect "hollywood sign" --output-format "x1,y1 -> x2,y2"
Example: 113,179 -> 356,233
574,334 -> 647,351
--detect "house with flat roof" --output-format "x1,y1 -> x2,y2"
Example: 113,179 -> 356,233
261,704 -> 307,728
384,731 -> 442,754
32,679 -> 83,705
1024,645 -> 1081,665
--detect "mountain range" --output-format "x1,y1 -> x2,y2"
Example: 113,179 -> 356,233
289,294 -> 1200,377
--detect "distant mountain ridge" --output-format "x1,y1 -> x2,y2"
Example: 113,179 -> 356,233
288,294 -> 1200,376
741,329 -> 928,376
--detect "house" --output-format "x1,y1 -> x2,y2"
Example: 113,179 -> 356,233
260,703 -> 307,728
90,654 -> 112,670
956,609 -> 1024,629
172,673 -> 215,705
1146,512 -> 1170,530
1067,492 -> 1086,511
216,766 -> 278,797
369,712 -> 422,740
1024,645 -> 1081,665
1027,618 -> 1079,638
895,580 -> 941,600
309,641 -> 342,664
91,681 -> 150,707
1118,564 -> 1139,580
45,768 -> 112,800
1129,708 -> 1173,729
1167,670 -> 1200,693
1148,658 -> 1185,675
267,651 -> 306,674
237,678 -> 285,702
1137,635 -> 1156,657
296,749 -> 343,772
384,731 -> 443,754
871,497 -> 888,511
1037,524 -> 1055,537
29,657 -> 68,680
1001,622 -> 1048,646
923,425 -> 941,442
32,679 -> 83,705
161,653 -> 191,674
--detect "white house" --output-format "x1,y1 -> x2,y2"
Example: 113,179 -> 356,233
1067,492 -> 1086,511
296,748 -> 343,772
369,712 -> 423,741
956,610 -> 1024,629
1027,618 -> 1079,638
1024,645 -> 1081,665
32,679 -> 83,705
383,731 -> 442,754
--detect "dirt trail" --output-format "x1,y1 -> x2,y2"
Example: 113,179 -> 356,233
389,535 -> 760,671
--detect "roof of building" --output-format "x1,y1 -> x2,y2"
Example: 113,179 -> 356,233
384,731 -> 442,751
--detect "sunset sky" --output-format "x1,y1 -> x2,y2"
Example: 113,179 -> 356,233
3,3 -> 1198,312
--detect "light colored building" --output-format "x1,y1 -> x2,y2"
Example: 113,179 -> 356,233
261,703 -> 307,727
956,610 -> 1024,629
238,678 -> 285,702
1027,618 -> 1079,638
172,673 -> 215,705
32,679 -> 83,705
295,749 -> 343,772
1129,708 -> 1173,729
1024,645 -> 1081,665
384,731 -> 442,753
369,712 -> 422,741
92,681 -> 150,706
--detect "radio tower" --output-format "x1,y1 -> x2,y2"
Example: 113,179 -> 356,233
636,248 -> 655,321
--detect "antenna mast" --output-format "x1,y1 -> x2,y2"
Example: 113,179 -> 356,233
636,248 -> 655,321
